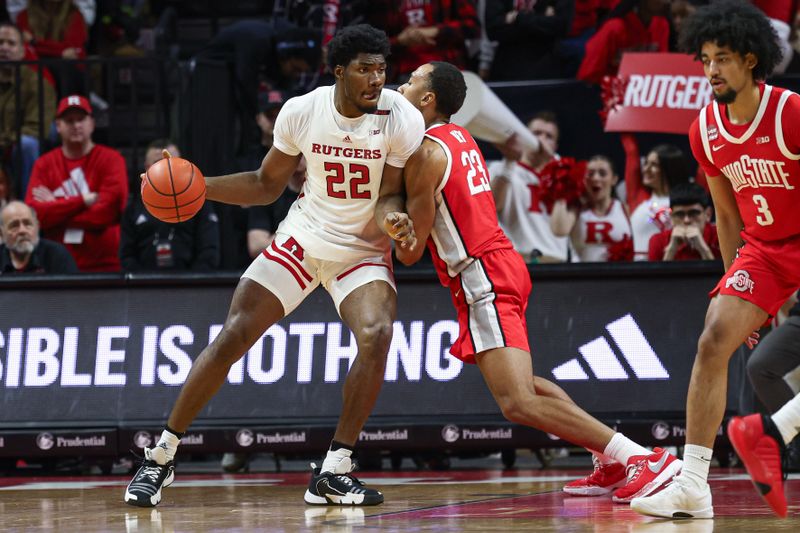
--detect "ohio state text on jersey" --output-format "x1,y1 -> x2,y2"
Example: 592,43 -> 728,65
692,84 -> 800,242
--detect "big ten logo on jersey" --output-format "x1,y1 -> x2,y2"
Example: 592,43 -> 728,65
450,130 -> 491,195
586,222 -> 614,244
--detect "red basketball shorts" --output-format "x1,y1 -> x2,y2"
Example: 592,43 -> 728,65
448,248 -> 532,364
710,232 -> 800,316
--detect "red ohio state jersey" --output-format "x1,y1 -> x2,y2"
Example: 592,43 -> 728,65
690,84 -> 800,242
423,123 -> 513,284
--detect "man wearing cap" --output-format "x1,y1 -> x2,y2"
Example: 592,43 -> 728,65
25,94 -> 128,272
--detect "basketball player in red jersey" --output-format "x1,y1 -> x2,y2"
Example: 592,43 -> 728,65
376,61 -> 681,504
631,0 -> 800,519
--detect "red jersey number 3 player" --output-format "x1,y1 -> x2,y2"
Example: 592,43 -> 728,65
632,0 -> 800,520
377,62 -> 682,506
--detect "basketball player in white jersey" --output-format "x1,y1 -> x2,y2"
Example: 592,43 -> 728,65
550,155 -> 633,262
377,60 -> 682,508
124,24 -> 425,508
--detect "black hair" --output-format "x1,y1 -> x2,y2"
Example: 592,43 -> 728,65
327,24 -> 390,72
651,144 -> 690,191
670,182 -> 709,208
678,0 -> 781,81
427,61 -> 467,118
276,27 -> 322,70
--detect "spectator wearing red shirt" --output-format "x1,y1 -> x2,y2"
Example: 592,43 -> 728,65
365,0 -> 480,83
648,183 -> 720,262
577,0 -> 670,84
25,95 -> 128,272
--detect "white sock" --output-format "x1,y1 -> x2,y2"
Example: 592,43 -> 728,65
320,446 -> 353,474
679,444 -> 712,490
772,393 -> 800,445
602,433 -> 651,465
156,429 -> 181,463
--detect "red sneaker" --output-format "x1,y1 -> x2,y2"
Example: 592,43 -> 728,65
728,414 -> 787,518
612,448 -> 682,503
563,457 -> 626,496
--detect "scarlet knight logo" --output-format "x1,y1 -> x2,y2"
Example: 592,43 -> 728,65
725,269 -> 755,294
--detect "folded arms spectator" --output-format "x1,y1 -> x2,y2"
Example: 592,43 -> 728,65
25,95 -> 128,272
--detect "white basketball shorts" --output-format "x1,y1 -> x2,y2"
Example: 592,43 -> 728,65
242,231 -> 395,316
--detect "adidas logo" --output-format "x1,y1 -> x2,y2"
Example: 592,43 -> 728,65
343,135 -> 352,143
551,314 -> 669,381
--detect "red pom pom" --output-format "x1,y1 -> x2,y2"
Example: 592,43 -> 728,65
539,157 -> 587,211
606,233 -> 634,262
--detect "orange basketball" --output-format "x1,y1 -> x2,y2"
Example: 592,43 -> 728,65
141,156 -> 206,223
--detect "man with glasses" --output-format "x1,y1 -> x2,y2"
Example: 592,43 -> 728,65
648,183 -> 720,261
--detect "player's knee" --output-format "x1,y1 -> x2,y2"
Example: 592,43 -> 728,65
354,319 -> 393,355
497,394 -> 536,426
696,321 -> 729,360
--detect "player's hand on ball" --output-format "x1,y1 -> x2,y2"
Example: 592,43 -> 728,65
384,212 -> 417,249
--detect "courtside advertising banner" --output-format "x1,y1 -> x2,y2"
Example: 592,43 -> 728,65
0,270 -> 731,427
605,53 -> 710,134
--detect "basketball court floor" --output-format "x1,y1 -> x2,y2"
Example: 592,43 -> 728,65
1,468 -> 798,532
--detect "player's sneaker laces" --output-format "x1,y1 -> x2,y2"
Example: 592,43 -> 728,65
630,475 -> 713,519
612,447 -> 682,503
727,413 -> 788,518
124,445 -> 175,508
563,456 -> 627,496
303,460 -> 383,506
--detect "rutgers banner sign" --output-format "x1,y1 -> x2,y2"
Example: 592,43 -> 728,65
605,53 -> 711,135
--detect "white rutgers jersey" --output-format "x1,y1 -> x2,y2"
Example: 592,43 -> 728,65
572,199 -> 632,262
272,85 -> 424,261
487,159 -> 570,262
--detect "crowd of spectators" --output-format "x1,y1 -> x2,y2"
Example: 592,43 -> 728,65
1,0 -> 799,278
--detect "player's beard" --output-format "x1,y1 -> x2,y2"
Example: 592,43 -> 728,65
713,87 -> 737,104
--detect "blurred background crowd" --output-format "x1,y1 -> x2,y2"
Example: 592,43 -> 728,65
1,0 -> 799,276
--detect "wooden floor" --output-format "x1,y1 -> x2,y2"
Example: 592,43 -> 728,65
0,469 -> 798,531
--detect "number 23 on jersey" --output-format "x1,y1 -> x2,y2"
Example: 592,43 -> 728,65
451,130 -> 490,195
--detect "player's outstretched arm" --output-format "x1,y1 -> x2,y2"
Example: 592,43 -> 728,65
204,146 -> 301,206
707,173 -> 743,269
394,140 -> 443,266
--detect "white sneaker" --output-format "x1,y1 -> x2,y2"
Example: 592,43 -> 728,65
630,476 -> 713,519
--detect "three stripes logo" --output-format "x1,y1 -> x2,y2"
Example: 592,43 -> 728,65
551,314 -> 669,381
